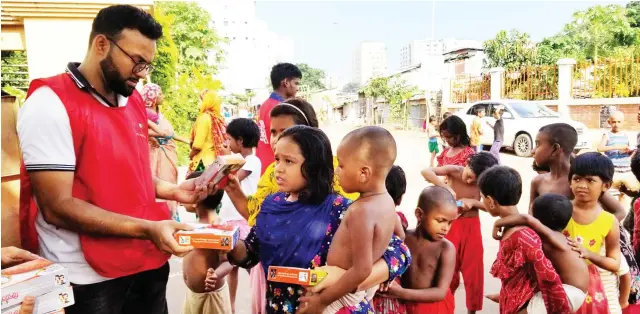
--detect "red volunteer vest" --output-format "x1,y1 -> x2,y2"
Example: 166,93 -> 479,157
255,97 -> 280,175
19,73 -> 170,279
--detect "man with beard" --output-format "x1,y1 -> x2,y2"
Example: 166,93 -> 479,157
16,5 -> 209,314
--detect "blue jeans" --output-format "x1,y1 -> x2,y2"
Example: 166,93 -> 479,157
66,263 -> 169,314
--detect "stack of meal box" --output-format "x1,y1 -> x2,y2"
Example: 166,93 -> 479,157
1,258 -> 74,314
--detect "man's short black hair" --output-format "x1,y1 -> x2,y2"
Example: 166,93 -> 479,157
467,152 -> 499,177
478,166 -> 522,206
270,63 -> 302,90
532,194 -> 573,232
538,123 -> 578,155
226,118 -> 260,148
185,171 -> 224,210
569,152 -> 614,184
90,5 -> 163,44
385,165 -> 406,206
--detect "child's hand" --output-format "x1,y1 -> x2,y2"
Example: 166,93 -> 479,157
223,174 -> 241,193
459,198 -> 475,211
620,296 -> 629,309
567,238 -> 590,259
492,225 -> 504,240
204,268 -> 217,292
298,292 -> 328,314
308,266 -> 345,293
377,281 -> 403,299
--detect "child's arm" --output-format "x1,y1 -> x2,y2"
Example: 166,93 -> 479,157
600,193 -> 626,221
300,209 -> 375,312
393,215 -> 406,241
528,175 -> 542,215
569,219 -> 621,272
485,120 -> 495,129
204,255 -> 235,292
420,166 -> 460,197
173,134 -> 190,144
598,133 -> 630,153
494,214 -> 568,252
620,272 -> 631,309
459,198 -> 486,212
147,120 -> 166,137
384,241 -> 455,302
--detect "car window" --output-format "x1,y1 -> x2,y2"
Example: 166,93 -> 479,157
508,102 -> 558,118
467,103 -> 489,115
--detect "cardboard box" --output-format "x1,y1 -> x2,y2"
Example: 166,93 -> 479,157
1,259 -> 68,309
1,285 -> 73,314
267,266 -> 327,286
175,223 -> 240,250
195,154 -> 245,187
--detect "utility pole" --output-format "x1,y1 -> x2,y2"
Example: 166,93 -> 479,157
424,0 -> 436,125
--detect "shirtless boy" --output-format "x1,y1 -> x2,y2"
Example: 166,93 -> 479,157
299,126 -> 399,314
182,171 -> 234,314
379,186 -> 458,314
493,194 -> 588,312
530,123 -> 625,221
421,152 -> 498,313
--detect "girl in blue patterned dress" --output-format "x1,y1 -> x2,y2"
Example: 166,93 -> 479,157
227,126 -> 410,314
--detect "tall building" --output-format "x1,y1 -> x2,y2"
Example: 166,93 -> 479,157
399,39 -> 445,69
201,0 -> 295,95
399,38 -> 482,69
352,41 -> 388,86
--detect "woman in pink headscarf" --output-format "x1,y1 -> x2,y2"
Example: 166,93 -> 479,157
142,83 -> 189,221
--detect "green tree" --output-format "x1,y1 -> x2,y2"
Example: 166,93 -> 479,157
296,63 -> 326,91
482,29 -> 537,71
150,1 -> 225,165
362,76 -> 419,126
627,1 -> 640,28
566,5 -> 636,62
342,82 -> 361,93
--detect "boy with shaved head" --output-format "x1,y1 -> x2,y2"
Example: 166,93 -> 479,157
299,126 -> 408,314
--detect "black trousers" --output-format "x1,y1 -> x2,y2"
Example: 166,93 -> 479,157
66,262 -> 169,314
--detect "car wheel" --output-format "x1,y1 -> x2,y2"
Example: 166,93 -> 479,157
514,133 -> 533,157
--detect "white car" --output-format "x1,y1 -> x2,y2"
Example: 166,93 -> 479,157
455,100 -> 592,157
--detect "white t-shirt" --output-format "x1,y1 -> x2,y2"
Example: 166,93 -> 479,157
218,154 -> 261,222
17,83 -> 127,285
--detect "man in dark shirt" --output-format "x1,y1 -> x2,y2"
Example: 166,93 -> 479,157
487,105 -> 505,161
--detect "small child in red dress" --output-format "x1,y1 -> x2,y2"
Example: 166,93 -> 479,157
377,186 -> 458,314
479,166 -> 572,314
436,115 -> 475,167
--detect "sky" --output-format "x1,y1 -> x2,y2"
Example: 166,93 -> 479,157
255,1 -> 627,83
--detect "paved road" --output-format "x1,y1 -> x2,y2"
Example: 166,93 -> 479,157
167,123 -> 540,314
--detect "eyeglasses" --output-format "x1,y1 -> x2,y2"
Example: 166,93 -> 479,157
107,38 -> 154,74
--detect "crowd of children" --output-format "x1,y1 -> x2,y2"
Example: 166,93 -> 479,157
173,94 -> 639,314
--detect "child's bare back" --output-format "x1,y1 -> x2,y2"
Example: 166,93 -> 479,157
540,232 -> 588,293
327,193 -> 397,269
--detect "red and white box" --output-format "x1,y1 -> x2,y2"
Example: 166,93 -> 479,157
1,259 -> 69,310
1,285 -> 74,314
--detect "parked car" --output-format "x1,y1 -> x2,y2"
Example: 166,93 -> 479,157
455,100 -> 591,157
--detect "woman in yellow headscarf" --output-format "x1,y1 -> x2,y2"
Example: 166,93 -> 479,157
189,90 -> 228,172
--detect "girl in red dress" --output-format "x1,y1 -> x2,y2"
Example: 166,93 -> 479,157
437,116 -> 476,167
